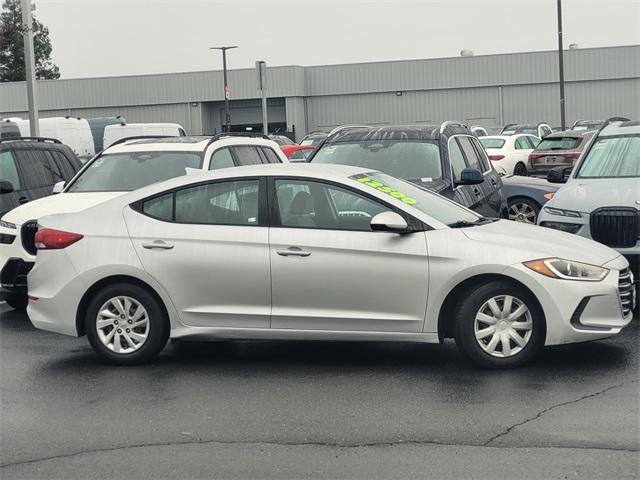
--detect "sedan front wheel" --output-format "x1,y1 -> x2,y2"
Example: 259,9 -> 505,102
454,281 -> 545,368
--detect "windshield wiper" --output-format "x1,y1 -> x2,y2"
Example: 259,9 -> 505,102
447,217 -> 497,228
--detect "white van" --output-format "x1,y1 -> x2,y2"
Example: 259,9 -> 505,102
103,123 -> 187,148
38,117 -> 95,161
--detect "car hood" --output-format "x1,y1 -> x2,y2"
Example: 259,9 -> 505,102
462,219 -> 620,266
548,178 -> 640,214
1,192 -> 124,224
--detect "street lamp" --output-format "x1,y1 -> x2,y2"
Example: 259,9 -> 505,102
210,46 -> 238,132
556,0 -> 566,130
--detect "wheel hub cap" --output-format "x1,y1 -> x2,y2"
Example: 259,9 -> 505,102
473,295 -> 533,358
96,296 -> 149,354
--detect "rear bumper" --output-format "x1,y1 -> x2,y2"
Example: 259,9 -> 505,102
0,258 -> 34,300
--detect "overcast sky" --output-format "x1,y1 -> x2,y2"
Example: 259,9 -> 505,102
32,0 -> 640,79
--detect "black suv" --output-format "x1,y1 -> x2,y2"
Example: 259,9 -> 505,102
0,138 -> 82,217
308,123 -> 507,218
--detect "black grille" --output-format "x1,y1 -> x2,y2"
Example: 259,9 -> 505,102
590,207 -> 640,248
20,220 -> 39,255
618,268 -> 635,318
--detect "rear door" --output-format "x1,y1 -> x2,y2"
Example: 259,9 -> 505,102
125,177 -> 271,328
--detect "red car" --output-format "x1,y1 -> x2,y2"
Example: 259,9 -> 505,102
280,145 -> 315,162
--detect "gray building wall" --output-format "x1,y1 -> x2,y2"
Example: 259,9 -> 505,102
2,45 -> 638,140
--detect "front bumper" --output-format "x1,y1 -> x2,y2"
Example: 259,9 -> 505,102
0,258 -> 34,301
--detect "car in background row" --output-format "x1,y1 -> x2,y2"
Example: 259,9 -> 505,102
103,122 -> 186,149
538,120 -> 639,297
27,163 -> 633,368
308,123 -> 507,218
0,133 -> 288,310
87,116 -> 126,153
501,175 -> 559,225
571,117 -> 629,132
479,134 -> 540,176
1,120 -> 21,139
527,131 -> 595,177
280,145 -> 316,162
0,137 -> 82,217
300,131 -> 328,147
268,134 -> 295,146
470,126 -> 488,137
502,123 -> 553,139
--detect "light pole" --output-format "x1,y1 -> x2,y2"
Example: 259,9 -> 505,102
210,46 -> 238,132
557,0 -> 566,130
21,0 -> 39,136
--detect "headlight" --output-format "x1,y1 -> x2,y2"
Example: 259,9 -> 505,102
0,220 -> 16,230
523,258 -> 609,281
544,207 -> 582,218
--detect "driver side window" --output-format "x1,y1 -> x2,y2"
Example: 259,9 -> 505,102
275,179 -> 388,231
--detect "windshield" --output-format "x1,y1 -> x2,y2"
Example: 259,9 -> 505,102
68,151 -> 202,192
479,138 -> 505,149
349,172 -> 479,225
535,137 -> 580,151
576,136 -> 640,178
313,140 -> 442,181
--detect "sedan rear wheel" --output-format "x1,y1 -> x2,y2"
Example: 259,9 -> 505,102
455,281 -> 545,368
513,162 -> 528,176
86,283 -> 169,365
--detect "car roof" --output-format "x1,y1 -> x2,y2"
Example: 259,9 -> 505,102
103,135 -> 280,154
539,130 -> 592,139
481,134 -> 531,140
325,125 -> 447,143
599,120 -> 640,136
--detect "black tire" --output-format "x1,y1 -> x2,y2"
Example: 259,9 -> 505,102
85,283 -> 169,365
507,197 -> 540,224
454,281 -> 545,368
6,296 -> 28,311
513,162 -> 528,176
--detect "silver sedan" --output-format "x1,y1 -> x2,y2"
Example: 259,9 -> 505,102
27,164 -> 634,368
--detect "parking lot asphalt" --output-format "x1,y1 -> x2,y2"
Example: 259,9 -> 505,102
0,302 -> 638,479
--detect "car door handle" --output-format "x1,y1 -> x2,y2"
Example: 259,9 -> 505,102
473,187 -> 481,195
276,247 -> 311,257
18,196 -> 29,204
142,240 -> 174,250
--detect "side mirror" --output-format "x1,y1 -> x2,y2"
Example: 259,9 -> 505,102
0,180 -> 14,194
547,166 -> 571,183
457,168 -> 483,185
370,211 -> 408,233
52,181 -> 65,194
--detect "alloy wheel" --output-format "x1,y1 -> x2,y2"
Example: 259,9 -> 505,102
474,295 -> 533,358
96,296 -> 149,354
508,202 -> 537,224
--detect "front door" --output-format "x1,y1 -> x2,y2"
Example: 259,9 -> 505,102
124,177 -> 271,328
269,178 -> 429,333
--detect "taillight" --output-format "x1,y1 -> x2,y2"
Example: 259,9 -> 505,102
34,228 -> 83,250
488,155 -> 505,161
562,152 -> 580,160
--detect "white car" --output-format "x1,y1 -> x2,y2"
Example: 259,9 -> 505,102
0,134 -> 287,310
479,135 -> 540,176
27,164 -> 633,368
537,120 -> 639,303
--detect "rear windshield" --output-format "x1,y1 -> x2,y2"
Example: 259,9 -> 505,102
479,138 -> 505,149
535,137 -> 580,151
576,135 -> 640,178
312,140 -> 442,181
68,151 -> 202,192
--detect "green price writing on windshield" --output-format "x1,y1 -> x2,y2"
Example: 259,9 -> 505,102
354,176 -> 417,205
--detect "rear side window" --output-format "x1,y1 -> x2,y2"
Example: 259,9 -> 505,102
49,150 -> 79,180
13,149 -> 58,188
259,147 -> 281,164
515,137 -> 530,150
535,137 -> 580,151
209,148 -> 235,170
0,151 -> 21,190
231,146 -> 262,166
143,193 -> 173,221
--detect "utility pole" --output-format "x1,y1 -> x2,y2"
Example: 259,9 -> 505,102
256,61 -> 268,135
557,0 -> 566,130
21,0 -> 39,136
210,46 -> 238,132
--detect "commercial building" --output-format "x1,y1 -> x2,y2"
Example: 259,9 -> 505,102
1,45 -> 638,141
